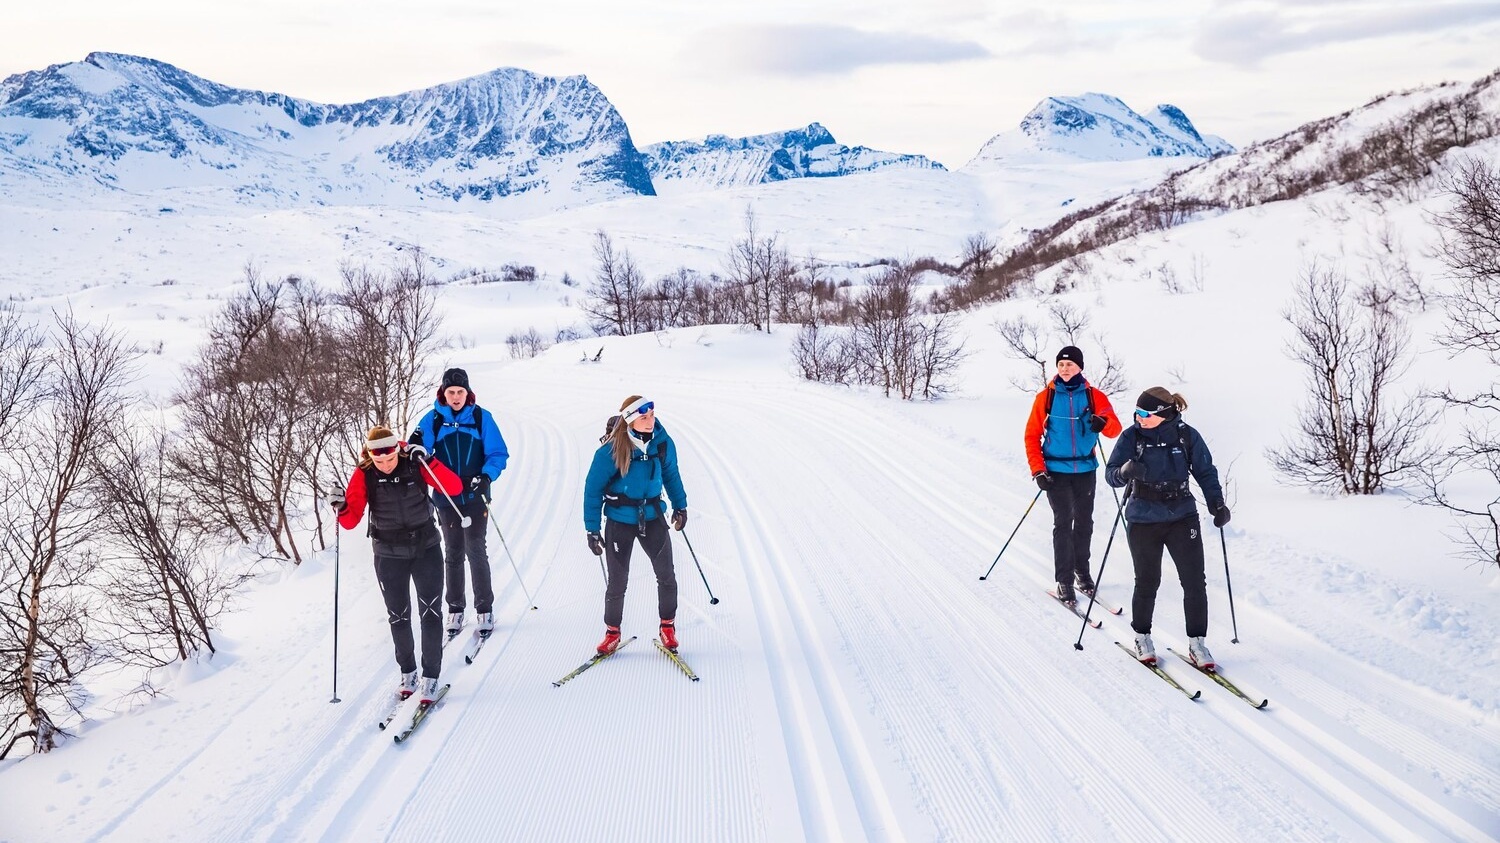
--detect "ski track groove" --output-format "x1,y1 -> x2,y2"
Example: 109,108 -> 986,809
686,419 -> 904,842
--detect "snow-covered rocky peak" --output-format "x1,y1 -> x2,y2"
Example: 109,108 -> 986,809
0,52 -> 655,209
966,93 -> 1233,167
641,122 -> 945,192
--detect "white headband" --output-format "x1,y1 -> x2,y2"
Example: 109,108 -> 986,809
620,397 -> 653,424
365,433 -> 400,452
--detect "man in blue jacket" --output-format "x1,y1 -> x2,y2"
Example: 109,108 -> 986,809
409,368 -> 510,636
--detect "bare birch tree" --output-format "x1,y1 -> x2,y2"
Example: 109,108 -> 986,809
0,312 -> 135,756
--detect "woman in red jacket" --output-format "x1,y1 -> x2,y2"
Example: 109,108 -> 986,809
329,425 -> 461,704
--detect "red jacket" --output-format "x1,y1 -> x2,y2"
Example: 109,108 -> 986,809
338,454 -> 461,531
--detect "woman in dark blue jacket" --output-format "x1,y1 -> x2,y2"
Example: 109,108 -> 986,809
583,395 -> 688,655
1106,387 -> 1230,669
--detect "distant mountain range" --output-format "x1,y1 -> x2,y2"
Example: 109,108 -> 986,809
641,123 -> 944,191
0,52 -> 653,209
967,93 -> 1233,167
0,53 -> 1231,209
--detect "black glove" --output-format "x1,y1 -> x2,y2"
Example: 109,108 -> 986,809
1088,414 -> 1107,433
1118,460 -> 1142,481
1212,504 -> 1231,528
671,509 -> 688,531
327,492 -> 346,513
587,531 -> 604,556
469,474 -> 490,498
405,443 -> 428,461
1033,471 -> 1052,492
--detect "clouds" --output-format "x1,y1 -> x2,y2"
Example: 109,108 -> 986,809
1196,1 -> 1500,66
690,24 -> 990,76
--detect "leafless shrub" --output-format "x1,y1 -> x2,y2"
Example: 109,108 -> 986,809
0,312 -> 134,756
174,269 -> 357,563
506,327 -> 551,359
791,322 -> 855,384
1268,262 -> 1434,494
89,421 -> 232,669
1418,157 -> 1500,568
0,305 -> 46,440
334,249 -> 444,437
581,231 -> 647,336
995,306 -> 1128,394
799,267 -> 968,399
961,232 -> 997,284
995,315 -> 1049,389
725,209 -> 796,332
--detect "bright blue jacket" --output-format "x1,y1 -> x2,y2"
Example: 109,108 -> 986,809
410,401 -> 509,507
583,423 -> 687,533
1105,419 -> 1224,524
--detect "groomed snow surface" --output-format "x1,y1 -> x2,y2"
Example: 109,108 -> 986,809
0,159 -> 1498,842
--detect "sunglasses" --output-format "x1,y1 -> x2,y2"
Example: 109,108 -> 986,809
369,445 -> 399,456
1134,407 -> 1164,419
622,400 -> 655,422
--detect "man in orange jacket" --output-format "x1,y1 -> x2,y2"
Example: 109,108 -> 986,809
1024,346 -> 1122,603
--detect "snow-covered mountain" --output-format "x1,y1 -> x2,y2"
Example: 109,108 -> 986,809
641,122 -> 945,192
966,93 -> 1233,167
0,52 -> 655,210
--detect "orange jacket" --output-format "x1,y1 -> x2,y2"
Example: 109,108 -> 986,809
1024,379 -> 1122,475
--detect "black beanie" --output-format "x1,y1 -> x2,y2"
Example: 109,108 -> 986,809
441,368 -> 470,392
1056,346 -> 1084,368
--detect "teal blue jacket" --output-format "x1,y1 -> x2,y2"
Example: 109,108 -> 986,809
583,424 -> 687,532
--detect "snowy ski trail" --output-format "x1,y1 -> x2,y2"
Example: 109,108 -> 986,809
8,355 -> 1497,843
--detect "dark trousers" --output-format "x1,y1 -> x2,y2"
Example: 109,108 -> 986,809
375,543 -> 445,678
440,500 -> 493,614
1045,470 -> 1097,584
1127,515 -> 1209,638
603,517 -> 677,628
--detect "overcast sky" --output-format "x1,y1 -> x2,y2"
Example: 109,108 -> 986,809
7,0 -> 1499,167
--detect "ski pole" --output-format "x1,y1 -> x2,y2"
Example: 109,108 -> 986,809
482,496 -> 537,610
415,454 -> 472,528
1097,442 -> 1121,510
679,529 -> 719,605
1074,501 -> 1126,650
1221,525 -> 1240,644
330,502 -> 342,704
979,489 -> 1043,580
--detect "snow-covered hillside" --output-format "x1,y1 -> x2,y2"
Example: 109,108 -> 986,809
967,93 -> 1233,168
641,122 -> 944,193
0,52 -> 654,212
0,70 -> 1498,843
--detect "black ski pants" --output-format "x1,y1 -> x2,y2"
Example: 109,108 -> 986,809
1045,469 -> 1097,585
602,516 -> 676,629
440,500 -> 493,614
1126,514 -> 1209,638
375,543 -> 445,679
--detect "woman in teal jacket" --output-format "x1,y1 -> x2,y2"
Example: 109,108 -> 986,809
583,395 -> 688,654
